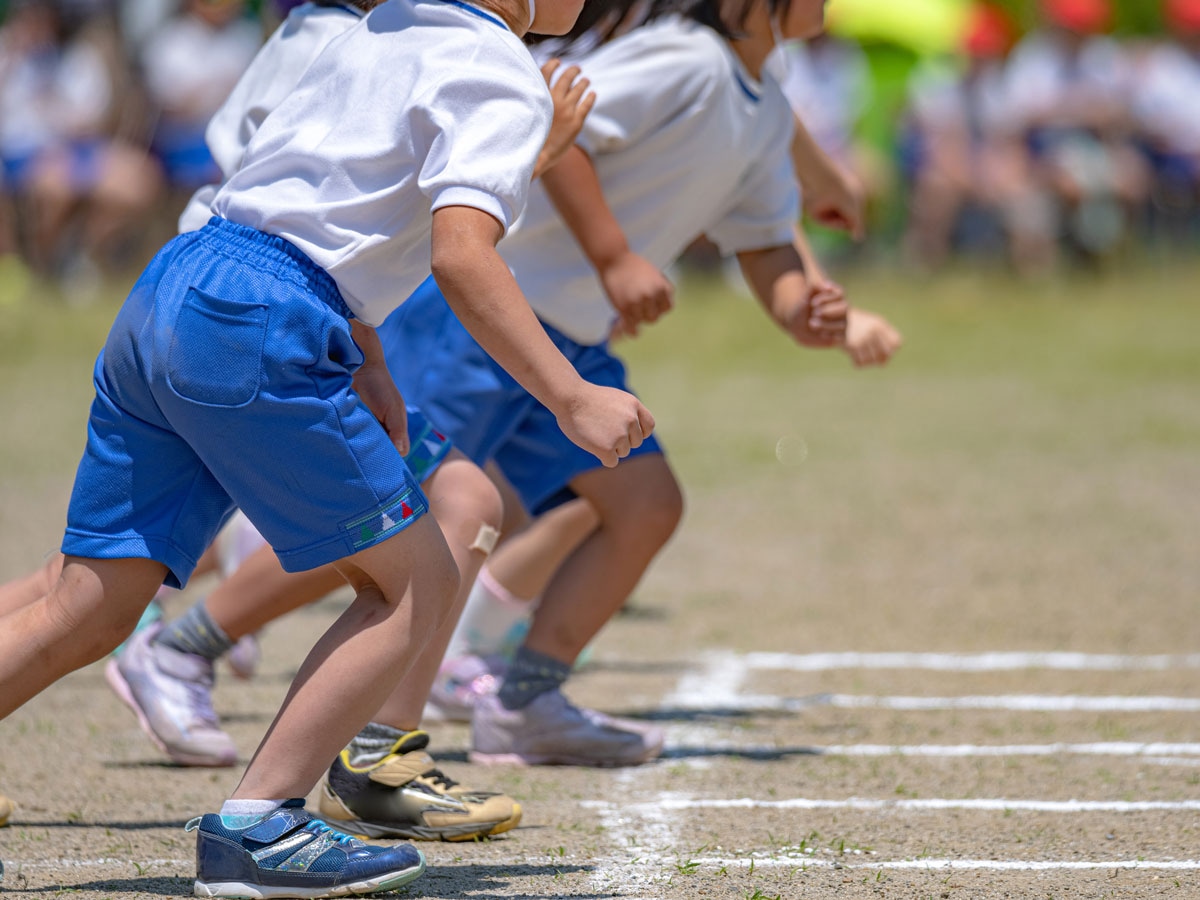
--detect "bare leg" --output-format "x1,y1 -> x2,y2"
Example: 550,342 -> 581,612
0,555 -> 167,717
371,451 -> 502,729
232,514 -> 457,800
205,546 -> 344,641
487,497 -> 598,602
522,453 -> 682,666
0,552 -> 64,618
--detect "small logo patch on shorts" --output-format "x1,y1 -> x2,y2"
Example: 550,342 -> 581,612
343,490 -> 427,551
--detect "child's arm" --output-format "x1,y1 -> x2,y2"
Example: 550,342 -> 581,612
794,221 -> 903,367
431,205 -> 653,467
540,144 -> 673,336
533,59 -> 596,180
736,243 -> 847,348
349,320 -> 410,456
844,307 -> 903,368
792,221 -> 831,290
791,112 -> 866,240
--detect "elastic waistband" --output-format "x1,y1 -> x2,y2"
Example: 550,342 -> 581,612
201,216 -> 352,319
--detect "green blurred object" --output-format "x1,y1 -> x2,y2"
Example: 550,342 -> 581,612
826,0 -> 971,55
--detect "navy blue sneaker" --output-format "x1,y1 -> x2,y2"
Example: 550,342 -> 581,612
187,799 -> 425,898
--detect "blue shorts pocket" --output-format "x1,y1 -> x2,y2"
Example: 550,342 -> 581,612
167,288 -> 267,408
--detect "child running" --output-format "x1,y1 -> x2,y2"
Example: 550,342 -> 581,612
378,0 -> 856,767
0,0 -> 652,895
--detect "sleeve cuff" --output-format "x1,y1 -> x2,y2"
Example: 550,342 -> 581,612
429,186 -> 514,234
708,223 -> 796,258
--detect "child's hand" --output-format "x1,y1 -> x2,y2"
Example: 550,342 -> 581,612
352,362 -> 410,457
349,320 -> 410,455
556,384 -> 655,468
784,282 -> 849,348
533,59 -> 596,179
803,161 -> 867,241
600,251 -> 674,338
844,308 -> 903,368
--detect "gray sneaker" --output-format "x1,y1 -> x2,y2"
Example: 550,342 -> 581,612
470,689 -> 663,767
105,622 -> 237,767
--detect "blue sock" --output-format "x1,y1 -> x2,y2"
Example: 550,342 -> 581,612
156,601 -> 233,660
497,646 -> 570,710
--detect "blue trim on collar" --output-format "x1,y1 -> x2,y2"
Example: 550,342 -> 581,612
332,2 -> 366,16
734,70 -> 760,103
434,0 -> 508,30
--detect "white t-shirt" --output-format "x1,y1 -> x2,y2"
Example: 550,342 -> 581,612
213,0 -> 551,326
1133,42 -> 1200,155
1003,33 -> 1133,129
768,36 -> 871,160
0,42 -> 112,158
178,2 -> 365,233
906,57 -> 1010,140
141,14 -> 263,122
503,16 -> 798,345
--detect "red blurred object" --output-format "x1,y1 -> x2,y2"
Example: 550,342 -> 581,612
1164,0 -> 1200,33
1039,0 -> 1112,33
963,2 -> 1017,58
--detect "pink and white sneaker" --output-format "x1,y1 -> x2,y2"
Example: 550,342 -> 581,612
106,623 -> 237,767
469,689 -> 663,767
423,655 -> 505,723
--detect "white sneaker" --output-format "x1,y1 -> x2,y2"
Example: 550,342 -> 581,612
106,623 -> 237,767
470,689 -> 663,767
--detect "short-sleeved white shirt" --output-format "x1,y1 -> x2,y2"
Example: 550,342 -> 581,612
178,2 -> 365,233
0,42 -> 112,157
767,37 -> 871,160
1003,33 -> 1133,129
1133,42 -> 1200,155
503,16 -> 798,345
141,15 -> 263,120
213,0 -> 552,326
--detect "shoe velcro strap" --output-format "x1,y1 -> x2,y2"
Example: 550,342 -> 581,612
242,808 -> 311,843
368,751 -> 437,788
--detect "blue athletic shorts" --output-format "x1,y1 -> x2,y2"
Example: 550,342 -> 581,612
403,406 -> 453,484
377,277 -> 662,516
63,217 -> 429,588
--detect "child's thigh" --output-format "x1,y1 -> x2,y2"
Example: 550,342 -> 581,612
63,369 -> 237,590
332,513 -> 458,611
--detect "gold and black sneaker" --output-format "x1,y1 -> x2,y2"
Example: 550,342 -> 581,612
317,730 -> 521,842
0,792 -> 13,827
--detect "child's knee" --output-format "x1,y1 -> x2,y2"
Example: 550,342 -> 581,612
638,477 -> 684,543
431,460 -> 505,558
463,467 -> 504,545
605,470 -> 684,549
43,587 -> 147,661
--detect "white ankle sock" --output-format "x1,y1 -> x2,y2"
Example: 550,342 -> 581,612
445,565 -> 533,660
219,798 -> 285,827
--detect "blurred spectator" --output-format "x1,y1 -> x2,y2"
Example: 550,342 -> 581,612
1131,0 -> 1200,234
140,0 -> 261,204
901,3 -> 1057,272
1002,0 -> 1150,262
0,0 -> 162,284
774,31 -> 891,222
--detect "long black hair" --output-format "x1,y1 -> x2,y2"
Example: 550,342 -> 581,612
526,0 -> 791,51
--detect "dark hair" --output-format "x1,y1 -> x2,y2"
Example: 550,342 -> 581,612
526,0 -> 790,50
312,0 -> 379,11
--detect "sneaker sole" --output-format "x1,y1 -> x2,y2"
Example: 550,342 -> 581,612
193,855 -> 424,899
319,796 -> 522,842
104,659 -> 237,768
